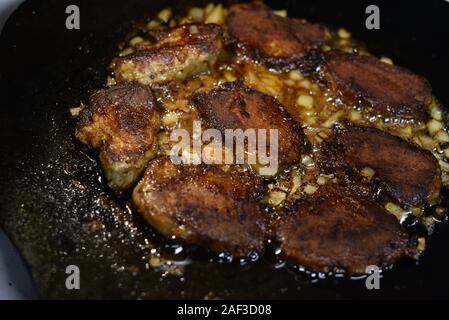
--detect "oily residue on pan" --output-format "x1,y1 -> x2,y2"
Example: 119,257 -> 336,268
75,1 -> 449,277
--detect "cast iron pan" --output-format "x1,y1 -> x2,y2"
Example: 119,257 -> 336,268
1,0 -> 449,299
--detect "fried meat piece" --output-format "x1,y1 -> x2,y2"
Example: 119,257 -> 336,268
275,185 -> 415,274
226,2 -> 324,71
75,83 -> 160,191
132,157 -> 266,256
317,51 -> 432,120
320,125 -> 441,206
114,23 -> 223,85
193,81 -> 307,174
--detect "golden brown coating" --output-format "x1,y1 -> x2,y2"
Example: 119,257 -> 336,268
193,81 -> 308,174
132,157 -> 266,256
75,83 -> 160,191
275,185 -> 415,274
114,23 -> 223,85
227,2 -> 324,71
317,51 -> 432,120
320,125 -> 441,206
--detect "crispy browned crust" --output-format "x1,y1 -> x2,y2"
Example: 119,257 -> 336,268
317,51 -> 432,120
320,125 -> 441,206
132,157 -> 267,256
226,2 -> 324,71
193,81 -> 308,172
75,83 -> 160,191
275,185 -> 416,274
114,23 -> 224,85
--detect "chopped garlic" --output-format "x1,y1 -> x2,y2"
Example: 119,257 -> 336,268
303,184 -> 318,195
158,8 -> 172,22
273,10 -> 287,17
435,130 -> 449,143
289,70 -> 303,81
296,95 -> 314,109
337,28 -> 351,39
427,119 -> 443,136
385,202 -> 404,221
205,4 -> 223,24
264,191 -> 286,206
361,167 -> 375,179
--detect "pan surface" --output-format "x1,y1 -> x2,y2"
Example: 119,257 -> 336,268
1,0 -> 449,299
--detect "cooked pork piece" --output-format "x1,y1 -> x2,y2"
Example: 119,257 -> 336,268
193,81 -> 308,174
275,185 -> 415,274
226,2 -> 324,71
114,23 -> 223,85
320,125 -> 441,206
317,51 -> 432,120
75,83 -> 160,192
132,157 -> 266,256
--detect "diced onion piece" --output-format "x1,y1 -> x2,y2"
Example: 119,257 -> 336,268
322,110 -> 345,128
289,170 -> 302,196
303,184 -> 318,195
299,79 -> 312,90
349,110 -> 362,121
361,166 -> 375,179
439,160 -> 449,172
119,47 -> 134,57
189,7 -> 204,21
273,10 -> 287,17
435,130 -> 449,143
399,125 -> 412,138
418,134 -> 438,150
70,107 -> 81,116
427,119 -> 443,136
146,20 -> 160,29
301,155 -> 315,168
380,57 -> 393,65
158,8 -> 172,22
205,3 -> 223,24
296,95 -> 314,109
129,36 -> 144,46
223,71 -> 236,82
204,3 -> 215,16
161,112 -> 179,128
416,237 -> 426,256
429,104 -> 443,120
288,70 -> 303,81
263,191 -> 287,206
337,28 -> 351,39
385,202 -> 404,221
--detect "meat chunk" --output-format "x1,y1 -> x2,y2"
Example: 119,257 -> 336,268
275,185 -> 415,274
114,23 -> 223,85
132,157 -> 266,256
227,2 -> 324,71
320,125 -> 441,206
75,83 -> 160,191
317,51 -> 432,120
193,81 -> 307,175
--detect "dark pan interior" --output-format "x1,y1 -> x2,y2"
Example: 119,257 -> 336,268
1,0 -> 449,299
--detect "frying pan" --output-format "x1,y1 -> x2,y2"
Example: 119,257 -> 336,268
1,0 -> 449,299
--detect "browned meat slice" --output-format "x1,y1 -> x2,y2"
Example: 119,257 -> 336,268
114,23 -> 223,84
193,81 -> 308,175
227,2 -> 324,71
75,83 -> 160,191
275,185 -> 415,274
317,51 -> 432,120
320,125 -> 441,206
132,157 -> 266,256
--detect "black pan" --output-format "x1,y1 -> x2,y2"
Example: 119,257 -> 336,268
1,0 -> 449,299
